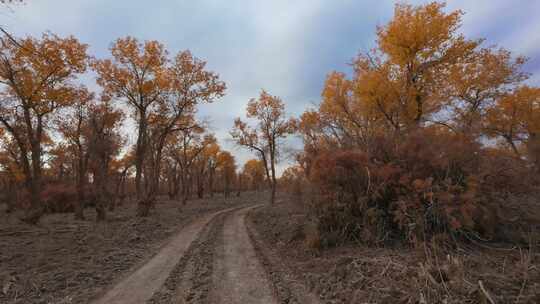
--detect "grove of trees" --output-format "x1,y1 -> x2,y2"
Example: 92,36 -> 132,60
0,31 -> 241,223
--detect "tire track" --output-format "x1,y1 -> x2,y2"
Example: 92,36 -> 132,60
148,212 -> 227,304
90,206 -> 238,304
94,204 -> 314,304
209,205 -> 277,304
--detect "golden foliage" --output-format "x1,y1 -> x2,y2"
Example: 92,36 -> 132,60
294,1 -> 540,245
231,90 -> 296,203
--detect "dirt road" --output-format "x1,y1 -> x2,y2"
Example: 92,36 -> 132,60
209,206 -> 276,304
91,205 -> 319,304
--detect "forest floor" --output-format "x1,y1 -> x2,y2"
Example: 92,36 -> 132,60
248,194 -> 540,304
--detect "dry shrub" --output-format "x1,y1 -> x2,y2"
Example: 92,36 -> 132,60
40,183 -> 77,213
279,165 -> 309,205
309,150 -> 382,246
306,127 -> 539,246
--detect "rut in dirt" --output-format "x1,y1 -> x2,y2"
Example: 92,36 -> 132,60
148,205 -> 278,304
148,210 -> 227,304
90,207 -> 237,304
209,206 -> 277,304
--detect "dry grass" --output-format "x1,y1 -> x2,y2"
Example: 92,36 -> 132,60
249,193 -> 540,303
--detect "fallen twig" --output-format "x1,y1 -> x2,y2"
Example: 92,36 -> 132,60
478,280 -> 495,304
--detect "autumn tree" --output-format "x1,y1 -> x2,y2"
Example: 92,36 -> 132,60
117,152 -> 134,203
140,51 -> 225,214
485,86 -> 540,163
192,134 -> 219,198
0,33 -> 88,223
203,136 -> 220,198
92,37 -> 168,208
317,72 -> 383,151
86,98 -> 124,221
166,125 -> 210,205
279,165 -> 306,197
445,48 -> 526,136
231,91 -> 296,204
303,2 -> 530,152
296,1 -> 540,244
242,159 -> 266,191
0,130 -> 24,213
93,38 -> 225,216
56,87 -> 93,219
216,151 -> 236,198
47,143 -> 70,181
108,151 -> 134,211
353,2 -> 480,133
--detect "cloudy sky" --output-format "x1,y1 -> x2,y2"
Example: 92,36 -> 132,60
2,0 -> 540,173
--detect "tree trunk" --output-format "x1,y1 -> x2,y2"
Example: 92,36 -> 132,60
224,176 -> 230,198
149,146 -> 163,201
74,150 -> 85,220
119,173 -> 127,206
195,165 -> 205,199
167,169 -> 175,199
258,150 -> 273,204
137,166 -> 154,217
236,174 -> 242,197
5,179 -> 16,213
180,171 -> 188,205
23,135 -> 44,224
135,110 -> 147,199
110,169 -> 127,211
209,168 -> 214,198
172,174 -> 180,200
96,198 -> 107,221
270,150 -> 276,205
94,161 -> 108,221
108,200 -> 115,212
136,196 -> 154,217
527,132 -> 540,171
197,175 -> 204,199
74,181 -> 85,220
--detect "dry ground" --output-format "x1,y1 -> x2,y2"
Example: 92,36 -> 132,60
2,191 -> 537,304
0,193 -> 254,304
247,194 -> 540,304
89,194 -> 318,304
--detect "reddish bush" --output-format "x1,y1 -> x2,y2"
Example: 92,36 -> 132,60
40,183 -> 78,213
306,128 -> 537,246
